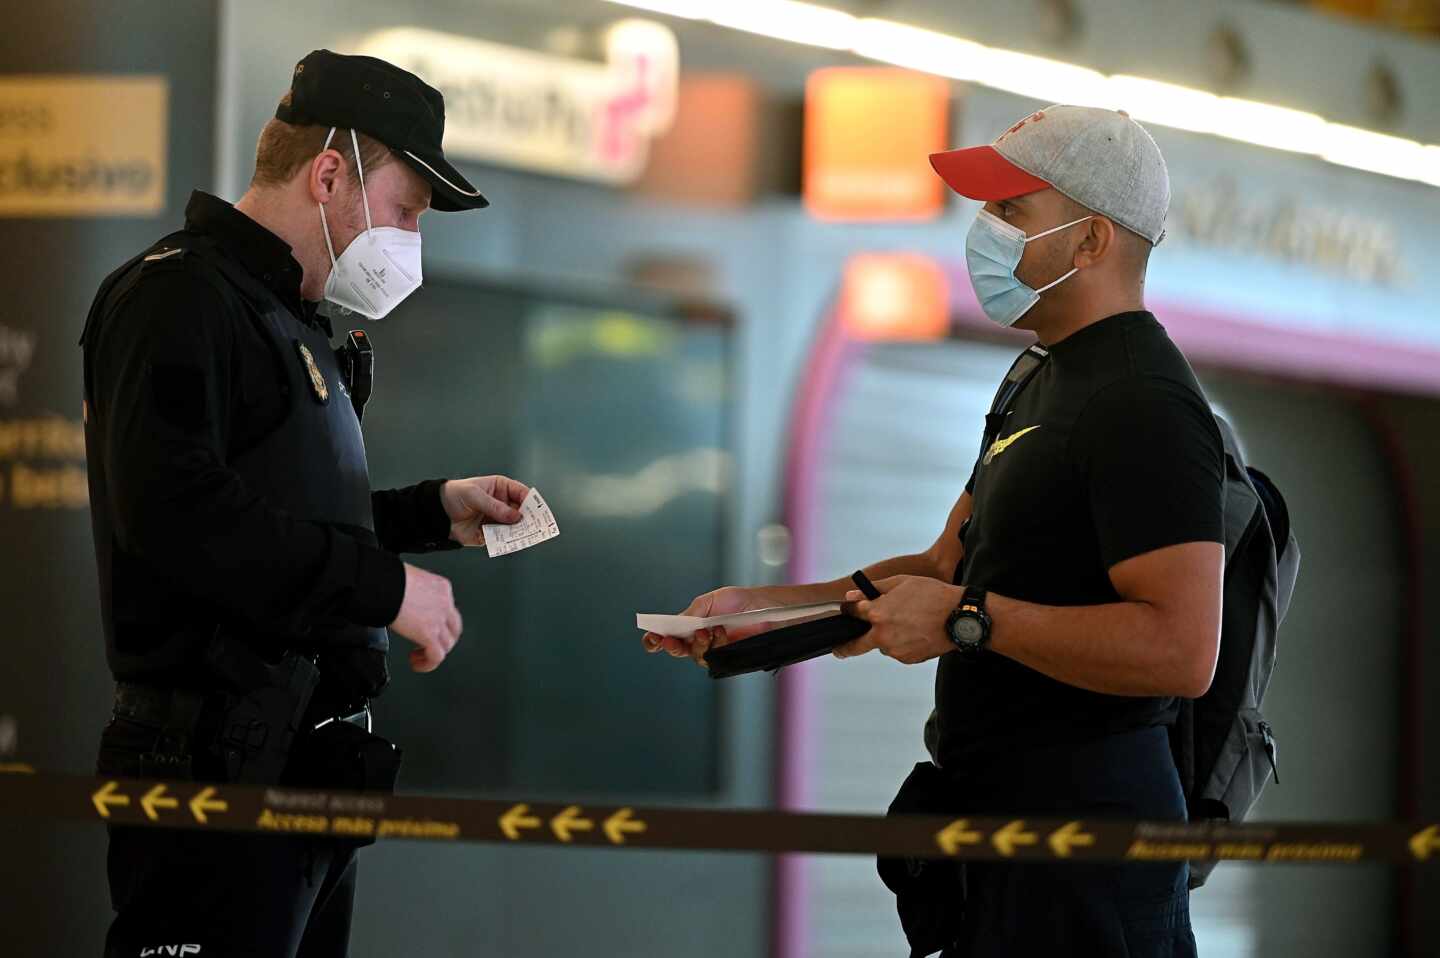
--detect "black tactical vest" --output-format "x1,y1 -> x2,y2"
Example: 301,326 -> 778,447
81,231 -> 387,679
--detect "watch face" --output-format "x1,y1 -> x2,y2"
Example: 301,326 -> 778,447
953,616 -> 985,644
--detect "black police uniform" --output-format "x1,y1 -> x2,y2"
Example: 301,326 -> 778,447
80,50 -> 490,958
81,190 -> 452,958
920,312 -> 1223,956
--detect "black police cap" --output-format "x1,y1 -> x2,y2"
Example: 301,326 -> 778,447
276,49 -> 488,212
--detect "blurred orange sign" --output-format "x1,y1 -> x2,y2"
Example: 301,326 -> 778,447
840,254 -> 950,341
0,75 -> 168,217
804,69 -> 949,222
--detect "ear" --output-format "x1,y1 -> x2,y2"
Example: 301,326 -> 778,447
308,148 -> 344,206
1073,216 -> 1117,270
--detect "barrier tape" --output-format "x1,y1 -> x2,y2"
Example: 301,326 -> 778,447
2,767 -> 1437,865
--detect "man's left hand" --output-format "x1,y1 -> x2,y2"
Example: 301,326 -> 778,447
835,575 -> 962,664
441,476 -> 530,547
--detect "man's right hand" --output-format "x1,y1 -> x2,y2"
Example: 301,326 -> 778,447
390,563 -> 462,673
642,586 -> 770,667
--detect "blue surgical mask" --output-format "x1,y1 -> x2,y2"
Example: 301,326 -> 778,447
965,209 -> 1093,327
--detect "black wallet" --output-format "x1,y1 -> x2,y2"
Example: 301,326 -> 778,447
702,613 -> 870,679
702,571 -> 878,679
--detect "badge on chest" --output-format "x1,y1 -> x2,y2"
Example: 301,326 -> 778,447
294,340 -> 330,404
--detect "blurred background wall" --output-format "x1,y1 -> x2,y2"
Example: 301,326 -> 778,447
2,0 -> 1439,955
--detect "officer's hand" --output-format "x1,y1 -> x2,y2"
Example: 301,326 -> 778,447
441,476 -> 531,548
642,586 -> 770,668
391,563 -> 463,672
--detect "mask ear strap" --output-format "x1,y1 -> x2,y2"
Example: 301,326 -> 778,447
350,128 -> 374,235
1024,214 -> 1093,244
1035,267 -> 1079,293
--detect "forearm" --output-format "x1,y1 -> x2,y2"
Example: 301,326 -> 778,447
988,593 -> 1205,697
372,479 -> 460,554
753,552 -> 941,606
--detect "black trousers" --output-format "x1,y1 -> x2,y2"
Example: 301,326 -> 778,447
97,714 -> 360,958
939,726 -> 1199,958
104,825 -> 357,958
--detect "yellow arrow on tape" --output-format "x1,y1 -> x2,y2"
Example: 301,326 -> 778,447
992,820 -> 1039,857
91,781 -> 130,819
603,808 -> 647,845
551,805 -> 595,843
1410,825 -> 1440,862
1047,821 -> 1096,858
499,804 -> 542,841
140,784 -> 179,821
188,786 -> 228,825
935,819 -> 984,856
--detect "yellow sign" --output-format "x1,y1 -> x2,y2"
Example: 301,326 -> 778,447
189,786 -> 227,824
91,780 -> 129,818
603,808 -> 647,845
500,803 -> 542,840
1409,826 -> 1439,861
0,75 -> 168,217
1047,821 -> 1096,858
140,783 -> 178,821
935,818 -> 983,855
991,820 -> 1038,857
551,805 -> 594,843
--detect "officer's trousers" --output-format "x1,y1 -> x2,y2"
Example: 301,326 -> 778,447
104,825 -> 358,958
98,713 -> 360,958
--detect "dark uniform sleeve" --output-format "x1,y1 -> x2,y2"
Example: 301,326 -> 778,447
371,480 -> 463,554
89,268 -> 406,631
1071,375 -> 1225,570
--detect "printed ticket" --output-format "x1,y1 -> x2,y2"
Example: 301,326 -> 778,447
483,488 -> 560,558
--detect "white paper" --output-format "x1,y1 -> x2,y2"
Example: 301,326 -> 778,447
483,488 -> 560,558
636,602 -> 844,638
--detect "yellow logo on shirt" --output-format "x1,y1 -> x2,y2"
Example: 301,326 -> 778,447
983,425 -> 1040,465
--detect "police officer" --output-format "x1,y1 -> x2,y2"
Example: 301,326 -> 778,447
648,106 -> 1223,956
82,51 -> 525,956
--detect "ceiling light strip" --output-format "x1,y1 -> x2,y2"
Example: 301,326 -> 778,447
602,0 -> 1440,189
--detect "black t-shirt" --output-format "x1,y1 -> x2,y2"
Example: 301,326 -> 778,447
931,311 -> 1224,771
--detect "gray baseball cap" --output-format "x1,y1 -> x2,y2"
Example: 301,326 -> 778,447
930,104 -> 1170,245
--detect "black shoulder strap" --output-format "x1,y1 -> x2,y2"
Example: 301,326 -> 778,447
976,343 -> 1049,475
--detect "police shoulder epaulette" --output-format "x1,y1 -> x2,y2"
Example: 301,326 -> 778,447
139,245 -> 189,270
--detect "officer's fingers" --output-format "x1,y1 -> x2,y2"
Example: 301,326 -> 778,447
661,635 -> 691,657
499,476 -> 530,506
410,645 -> 440,673
446,609 -> 463,650
642,632 -> 664,653
469,485 -> 521,524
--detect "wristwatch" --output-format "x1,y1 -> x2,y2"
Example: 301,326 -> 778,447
944,587 -> 991,657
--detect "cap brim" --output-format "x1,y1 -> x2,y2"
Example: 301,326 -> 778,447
399,149 -> 489,212
929,145 -> 1051,201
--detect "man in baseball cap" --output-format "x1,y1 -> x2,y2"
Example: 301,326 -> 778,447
837,107 -> 1217,955
930,103 -> 1169,334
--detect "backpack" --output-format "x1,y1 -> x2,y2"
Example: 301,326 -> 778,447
969,351 -> 1301,891
1172,415 -> 1301,888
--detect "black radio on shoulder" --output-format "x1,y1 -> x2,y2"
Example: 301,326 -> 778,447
945,586 -> 991,657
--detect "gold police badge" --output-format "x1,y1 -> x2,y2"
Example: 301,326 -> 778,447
295,341 -> 329,403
